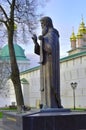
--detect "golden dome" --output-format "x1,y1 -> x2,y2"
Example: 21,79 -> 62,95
84,27 -> 86,34
77,29 -> 83,38
79,21 -> 85,33
70,31 -> 76,41
77,17 -> 86,36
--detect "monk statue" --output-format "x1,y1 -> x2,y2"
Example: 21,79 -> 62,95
32,16 -> 62,108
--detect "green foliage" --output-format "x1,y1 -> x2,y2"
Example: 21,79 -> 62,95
0,107 -> 17,118
71,108 -> 86,111
0,112 -> 3,118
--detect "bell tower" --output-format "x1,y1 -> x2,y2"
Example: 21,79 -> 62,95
77,17 -> 86,47
68,17 -> 86,55
70,28 -> 76,50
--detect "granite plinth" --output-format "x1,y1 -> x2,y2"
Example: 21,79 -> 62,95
2,110 -> 40,130
2,109 -> 86,130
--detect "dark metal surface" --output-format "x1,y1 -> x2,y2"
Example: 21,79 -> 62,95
2,110 -> 86,130
24,111 -> 86,130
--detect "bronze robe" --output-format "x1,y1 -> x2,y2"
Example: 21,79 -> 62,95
34,28 -> 61,108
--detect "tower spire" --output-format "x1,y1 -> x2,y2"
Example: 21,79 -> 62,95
70,27 -> 76,41
81,14 -> 84,22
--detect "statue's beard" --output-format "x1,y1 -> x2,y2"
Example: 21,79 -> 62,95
42,27 -> 48,36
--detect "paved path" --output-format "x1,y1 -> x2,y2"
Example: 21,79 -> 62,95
0,119 -> 4,130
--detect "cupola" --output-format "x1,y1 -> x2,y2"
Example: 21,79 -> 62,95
70,31 -> 76,41
0,43 -> 28,61
70,29 -> 76,49
77,17 -> 86,38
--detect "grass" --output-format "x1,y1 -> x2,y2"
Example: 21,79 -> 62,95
71,108 -> 86,111
0,112 -> 3,118
0,107 -> 86,119
0,107 -> 17,118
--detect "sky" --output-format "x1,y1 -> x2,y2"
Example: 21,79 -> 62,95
24,0 -> 86,57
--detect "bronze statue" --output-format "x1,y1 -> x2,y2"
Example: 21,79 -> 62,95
32,16 -> 62,108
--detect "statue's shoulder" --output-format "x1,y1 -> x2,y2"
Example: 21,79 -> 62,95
49,28 -> 60,37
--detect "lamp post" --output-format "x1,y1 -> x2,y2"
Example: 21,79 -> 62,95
70,82 -> 77,110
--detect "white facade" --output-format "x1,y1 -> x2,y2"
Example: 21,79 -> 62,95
2,67 -> 41,108
60,53 -> 86,108
2,53 -> 86,108
20,52 -> 86,108
0,43 -> 30,107
20,67 -> 41,107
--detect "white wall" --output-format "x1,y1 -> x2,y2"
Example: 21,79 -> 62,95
60,55 -> 86,108
1,54 -> 86,109
20,68 -> 41,108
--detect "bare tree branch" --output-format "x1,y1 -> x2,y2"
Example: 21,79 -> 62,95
6,0 -> 11,5
0,5 -> 9,21
0,0 -> 48,108
0,19 -> 9,28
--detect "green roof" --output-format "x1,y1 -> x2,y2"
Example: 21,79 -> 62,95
60,51 -> 86,62
20,51 -> 86,75
21,78 -> 29,84
0,44 -> 28,61
21,66 -> 40,75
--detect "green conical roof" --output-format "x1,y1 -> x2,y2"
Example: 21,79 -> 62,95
0,43 -> 28,61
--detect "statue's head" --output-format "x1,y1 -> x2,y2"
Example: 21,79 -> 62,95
40,16 -> 53,28
40,16 -> 53,35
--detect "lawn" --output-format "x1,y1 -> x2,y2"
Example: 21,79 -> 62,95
0,107 -> 17,118
71,108 -> 86,111
0,112 -> 3,118
0,107 -> 86,119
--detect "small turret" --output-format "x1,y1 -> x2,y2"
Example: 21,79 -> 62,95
70,29 -> 76,49
78,17 -> 86,34
77,17 -> 86,47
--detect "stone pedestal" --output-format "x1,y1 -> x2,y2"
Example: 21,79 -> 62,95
2,109 -> 86,130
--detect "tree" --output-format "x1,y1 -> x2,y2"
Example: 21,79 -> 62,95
0,0 -> 47,109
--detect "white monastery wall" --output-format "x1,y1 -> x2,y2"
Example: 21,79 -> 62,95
20,68 -> 41,108
1,55 -> 86,109
60,55 -> 86,108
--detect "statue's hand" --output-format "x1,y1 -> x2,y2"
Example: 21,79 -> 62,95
32,34 -> 37,44
38,35 -> 43,40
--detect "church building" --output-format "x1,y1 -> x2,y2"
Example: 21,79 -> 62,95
60,18 -> 86,108
0,43 -> 30,107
